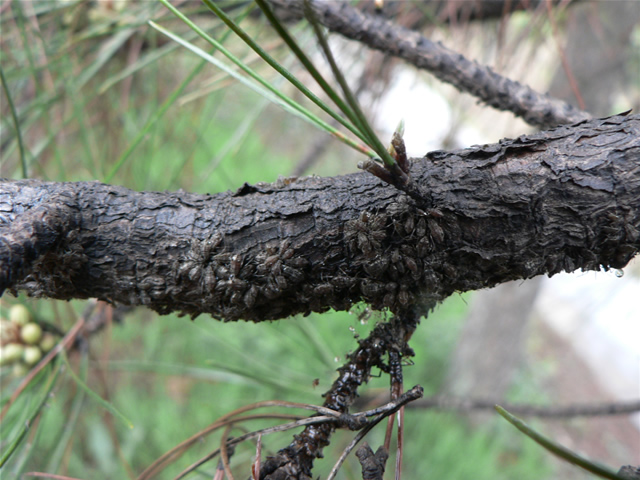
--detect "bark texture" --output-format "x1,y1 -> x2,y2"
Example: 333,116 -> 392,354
1,113 -> 639,322
269,0 -> 591,129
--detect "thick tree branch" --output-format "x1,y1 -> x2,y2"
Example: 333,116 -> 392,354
268,0 -> 591,128
1,113 -> 639,321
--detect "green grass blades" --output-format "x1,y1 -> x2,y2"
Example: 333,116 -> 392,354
0,364 -> 61,467
202,0 -> 369,146
60,350 -> 134,429
0,64 -> 27,178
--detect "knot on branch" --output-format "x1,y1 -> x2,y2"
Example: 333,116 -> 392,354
335,413 -> 369,430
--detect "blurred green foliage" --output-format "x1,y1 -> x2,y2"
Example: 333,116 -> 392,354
1,294 -> 552,479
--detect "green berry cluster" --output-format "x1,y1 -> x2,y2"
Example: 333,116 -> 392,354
0,305 -> 58,376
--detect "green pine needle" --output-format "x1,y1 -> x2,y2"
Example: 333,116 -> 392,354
0,64 -> 28,178
495,405 -> 627,480
301,0 -> 397,168
157,0 -> 377,159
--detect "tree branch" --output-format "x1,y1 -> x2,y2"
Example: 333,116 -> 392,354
408,396 -> 640,418
260,312 -> 419,480
269,0 -> 591,128
1,113 -> 639,321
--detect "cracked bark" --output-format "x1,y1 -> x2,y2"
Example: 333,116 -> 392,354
1,113 -> 638,322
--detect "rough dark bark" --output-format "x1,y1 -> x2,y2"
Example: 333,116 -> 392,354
441,0 -> 640,420
268,0 -> 591,129
1,113 -> 639,322
261,313 -> 418,480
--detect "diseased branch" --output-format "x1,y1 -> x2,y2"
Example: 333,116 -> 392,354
260,312 -> 419,480
269,0 -> 591,128
1,114 -> 639,321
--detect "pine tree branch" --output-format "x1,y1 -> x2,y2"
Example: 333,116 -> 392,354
268,0 -> 592,128
1,114 -> 638,322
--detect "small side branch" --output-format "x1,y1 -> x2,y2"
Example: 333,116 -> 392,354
260,312 -> 420,480
409,396 -> 640,418
358,120 -> 430,207
270,0 -> 591,128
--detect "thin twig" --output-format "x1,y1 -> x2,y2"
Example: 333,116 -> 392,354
408,396 -> 640,417
251,434 -> 262,480
326,385 -> 423,480
173,415 -> 340,480
395,406 -> 404,480
327,422 -> 382,480
138,412 -> 302,480
383,412 -> 395,451
138,398 -> 355,479
258,312 -> 421,479
220,425 -> 236,480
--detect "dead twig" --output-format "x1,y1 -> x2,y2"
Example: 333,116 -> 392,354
408,397 -> 640,418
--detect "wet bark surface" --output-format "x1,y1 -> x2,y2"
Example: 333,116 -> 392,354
1,113 -> 639,322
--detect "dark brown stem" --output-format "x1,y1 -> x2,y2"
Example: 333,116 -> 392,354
356,443 -> 389,480
269,0 -> 591,128
260,312 -> 419,480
